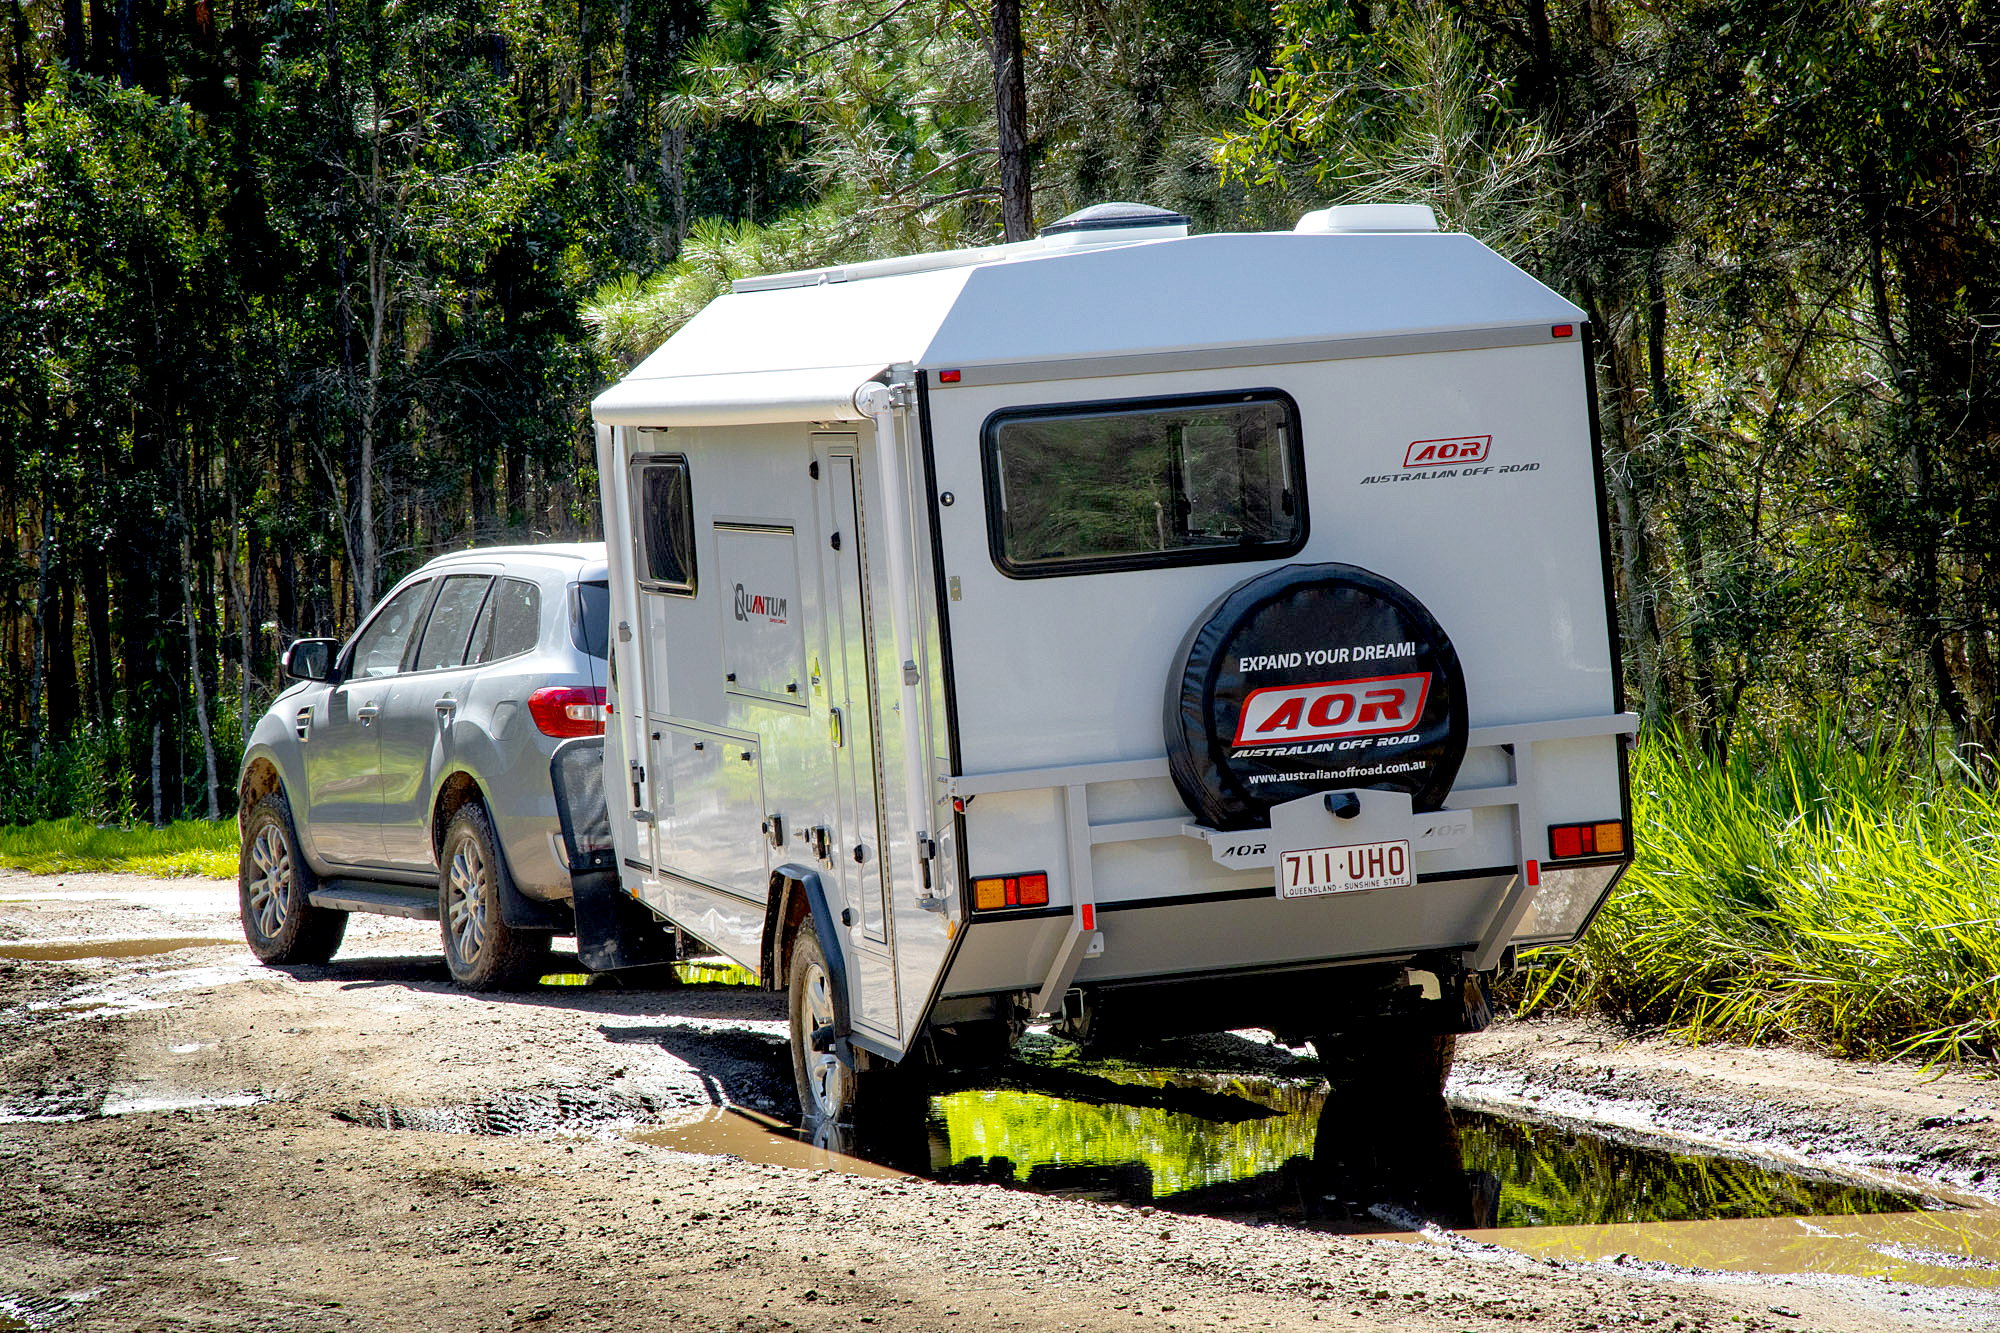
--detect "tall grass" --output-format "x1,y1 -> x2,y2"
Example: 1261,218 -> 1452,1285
1522,719 -> 2000,1063
0,817 -> 236,878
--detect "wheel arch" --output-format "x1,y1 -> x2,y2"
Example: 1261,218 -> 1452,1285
434,774 -> 570,932
430,769 -> 492,860
762,866 -> 847,1006
238,755 -> 284,828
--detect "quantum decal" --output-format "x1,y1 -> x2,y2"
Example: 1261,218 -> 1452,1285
732,583 -> 789,625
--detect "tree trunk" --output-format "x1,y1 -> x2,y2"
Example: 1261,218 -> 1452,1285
183,551 -> 220,820
27,505 -> 50,762
7,0 -> 32,133
149,719 -> 163,827
992,0 -> 1032,242
114,0 -> 136,85
62,0 -> 85,67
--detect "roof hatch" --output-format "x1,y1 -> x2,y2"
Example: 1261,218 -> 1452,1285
1039,202 -> 1192,248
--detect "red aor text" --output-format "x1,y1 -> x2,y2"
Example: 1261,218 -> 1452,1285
1232,672 -> 1431,746
1404,435 -> 1491,468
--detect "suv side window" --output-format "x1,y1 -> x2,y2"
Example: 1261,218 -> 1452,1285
469,577 -> 541,664
412,575 -> 493,672
347,580 -> 433,679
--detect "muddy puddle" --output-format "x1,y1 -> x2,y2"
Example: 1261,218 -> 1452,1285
632,1062 -> 2000,1289
635,1107 -> 908,1179
0,937 -> 232,962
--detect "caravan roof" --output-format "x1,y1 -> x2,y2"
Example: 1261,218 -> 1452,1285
591,212 -> 1585,429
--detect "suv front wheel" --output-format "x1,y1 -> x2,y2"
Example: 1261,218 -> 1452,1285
439,803 -> 551,990
239,790 -> 348,965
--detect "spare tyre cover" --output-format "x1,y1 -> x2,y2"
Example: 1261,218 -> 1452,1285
1165,563 -> 1468,830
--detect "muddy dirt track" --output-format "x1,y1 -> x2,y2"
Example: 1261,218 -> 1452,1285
4,868 -> 1999,1333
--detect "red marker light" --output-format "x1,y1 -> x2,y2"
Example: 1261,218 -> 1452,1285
1525,859 -> 1541,887
1080,903 -> 1095,932
938,369 -> 962,383
1552,324 -> 1574,339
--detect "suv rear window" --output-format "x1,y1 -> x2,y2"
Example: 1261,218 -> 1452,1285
571,581 -> 609,659
983,390 -> 1305,577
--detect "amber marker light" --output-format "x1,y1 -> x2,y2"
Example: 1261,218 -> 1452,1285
971,871 -> 1049,911
1548,820 -> 1628,859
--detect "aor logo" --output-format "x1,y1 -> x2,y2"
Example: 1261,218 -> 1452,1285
1232,673 -> 1431,746
733,583 -> 789,625
1404,435 -> 1491,468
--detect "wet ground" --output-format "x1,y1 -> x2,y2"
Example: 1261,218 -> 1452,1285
5,867 -> 2000,1331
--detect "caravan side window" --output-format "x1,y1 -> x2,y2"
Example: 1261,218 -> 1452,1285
982,390 -> 1306,578
634,455 -> 697,595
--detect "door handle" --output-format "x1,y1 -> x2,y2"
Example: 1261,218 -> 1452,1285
434,698 -> 457,713
356,704 -> 380,723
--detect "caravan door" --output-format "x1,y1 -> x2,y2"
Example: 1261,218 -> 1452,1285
815,436 -> 901,1038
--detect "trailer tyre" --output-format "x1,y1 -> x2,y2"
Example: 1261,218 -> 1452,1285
439,803 -> 551,991
1164,562 -> 1468,829
239,790 -> 348,965
787,917 -> 859,1124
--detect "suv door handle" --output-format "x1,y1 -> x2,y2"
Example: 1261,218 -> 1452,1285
434,698 -> 457,714
356,704 -> 380,723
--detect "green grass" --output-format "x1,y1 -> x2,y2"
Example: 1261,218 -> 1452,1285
0,816 -> 237,878
1521,719 -> 2000,1064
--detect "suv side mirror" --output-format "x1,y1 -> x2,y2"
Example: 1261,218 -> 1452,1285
282,638 -> 342,683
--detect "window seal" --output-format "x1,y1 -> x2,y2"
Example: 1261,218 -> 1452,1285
979,387 -> 1308,580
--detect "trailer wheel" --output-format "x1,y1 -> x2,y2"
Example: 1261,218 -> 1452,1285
1165,562 -> 1468,829
439,803 -> 551,991
787,917 -> 859,1123
238,790 -> 348,965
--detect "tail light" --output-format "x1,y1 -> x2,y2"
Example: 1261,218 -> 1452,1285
971,871 -> 1049,912
1548,820 -> 1627,859
529,686 -> 608,738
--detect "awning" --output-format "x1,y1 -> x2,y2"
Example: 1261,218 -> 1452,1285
590,363 -> 888,429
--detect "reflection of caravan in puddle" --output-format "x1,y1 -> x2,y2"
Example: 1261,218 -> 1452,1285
592,200 -> 1635,1125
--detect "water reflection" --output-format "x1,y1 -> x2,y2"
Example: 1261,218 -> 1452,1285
641,1057 -> 1929,1235
907,1064 -> 1924,1233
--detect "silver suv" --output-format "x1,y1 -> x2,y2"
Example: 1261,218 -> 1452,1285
236,543 -> 618,989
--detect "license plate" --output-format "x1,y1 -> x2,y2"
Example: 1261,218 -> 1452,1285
1278,839 -> 1414,898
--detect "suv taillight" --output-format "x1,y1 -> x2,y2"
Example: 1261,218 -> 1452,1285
529,686 -> 607,738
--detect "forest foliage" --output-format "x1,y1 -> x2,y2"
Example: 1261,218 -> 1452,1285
2,0 -> 1998,822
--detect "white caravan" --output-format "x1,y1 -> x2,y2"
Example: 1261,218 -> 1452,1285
592,202 -> 1635,1123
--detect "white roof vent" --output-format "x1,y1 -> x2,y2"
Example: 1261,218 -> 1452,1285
1039,202 -> 1191,249
1294,203 -> 1439,234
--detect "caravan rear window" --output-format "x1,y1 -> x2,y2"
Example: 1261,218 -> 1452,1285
982,390 -> 1305,577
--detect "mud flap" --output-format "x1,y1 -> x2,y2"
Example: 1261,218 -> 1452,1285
496,876 -> 572,932
572,869 -> 679,971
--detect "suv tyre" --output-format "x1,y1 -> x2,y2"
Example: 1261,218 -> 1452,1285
239,790 -> 349,964
439,802 -> 552,991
